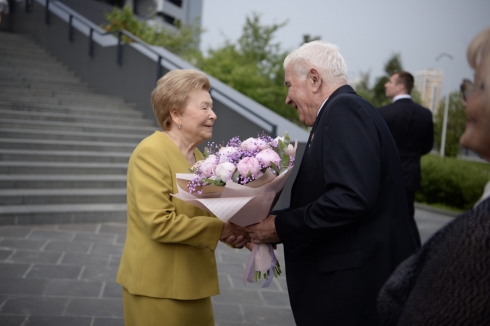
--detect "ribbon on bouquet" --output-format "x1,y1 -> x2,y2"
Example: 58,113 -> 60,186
243,243 -> 277,288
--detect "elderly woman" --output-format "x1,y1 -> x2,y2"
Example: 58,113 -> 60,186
377,27 -> 490,325
117,69 -> 248,326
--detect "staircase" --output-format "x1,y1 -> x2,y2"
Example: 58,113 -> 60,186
0,31 -> 157,225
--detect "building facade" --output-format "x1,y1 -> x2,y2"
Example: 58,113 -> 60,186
414,69 -> 443,114
128,0 -> 202,29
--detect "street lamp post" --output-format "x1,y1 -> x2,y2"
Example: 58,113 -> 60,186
436,53 -> 453,157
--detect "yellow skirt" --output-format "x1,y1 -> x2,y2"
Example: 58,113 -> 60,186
122,287 -> 215,326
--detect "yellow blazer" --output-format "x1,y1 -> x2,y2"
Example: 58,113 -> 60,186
117,131 -> 224,300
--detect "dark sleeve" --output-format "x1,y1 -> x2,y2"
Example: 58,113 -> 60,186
377,253 -> 420,325
276,96 -> 381,247
421,111 -> 434,155
380,203 -> 490,325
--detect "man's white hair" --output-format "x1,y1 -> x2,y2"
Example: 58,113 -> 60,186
284,41 -> 348,85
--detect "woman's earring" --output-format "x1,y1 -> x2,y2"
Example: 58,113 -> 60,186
178,124 -> 181,129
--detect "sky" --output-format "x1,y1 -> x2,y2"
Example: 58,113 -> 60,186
200,0 -> 490,96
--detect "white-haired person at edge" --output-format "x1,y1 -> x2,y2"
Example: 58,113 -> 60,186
377,27 -> 490,325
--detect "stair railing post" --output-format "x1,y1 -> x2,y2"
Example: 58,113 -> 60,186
68,15 -> 74,41
117,31 -> 123,66
271,125 -> 277,138
156,56 -> 162,81
45,0 -> 50,25
89,28 -> 94,57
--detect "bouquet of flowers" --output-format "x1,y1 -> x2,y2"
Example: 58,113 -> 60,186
172,132 -> 296,287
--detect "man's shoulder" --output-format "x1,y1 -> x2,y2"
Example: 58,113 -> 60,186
409,102 -> 433,119
378,102 -> 395,111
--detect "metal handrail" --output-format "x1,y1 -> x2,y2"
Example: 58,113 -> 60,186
39,0 -> 277,137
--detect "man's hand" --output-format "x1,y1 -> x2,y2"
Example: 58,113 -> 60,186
245,214 -> 280,244
220,222 -> 250,248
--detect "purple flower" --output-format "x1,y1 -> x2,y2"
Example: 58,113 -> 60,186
218,146 -> 238,157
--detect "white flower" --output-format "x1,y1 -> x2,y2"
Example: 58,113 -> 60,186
215,161 -> 236,182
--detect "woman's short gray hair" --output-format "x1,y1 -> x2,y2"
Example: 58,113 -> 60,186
284,41 -> 348,85
467,27 -> 490,106
151,69 -> 210,130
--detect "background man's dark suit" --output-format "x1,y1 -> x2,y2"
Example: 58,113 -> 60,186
378,98 -> 434,245
275,85 -> 418,325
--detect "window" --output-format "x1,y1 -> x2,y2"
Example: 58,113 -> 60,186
166,0 -> 183,7
158,12 -> 176,26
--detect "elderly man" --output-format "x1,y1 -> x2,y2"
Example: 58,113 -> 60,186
246,41 -> 418,325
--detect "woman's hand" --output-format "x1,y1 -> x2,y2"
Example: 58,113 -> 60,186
220,222 -> 250,248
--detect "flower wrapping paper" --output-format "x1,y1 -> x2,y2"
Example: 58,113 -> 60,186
172,140 -> 297,287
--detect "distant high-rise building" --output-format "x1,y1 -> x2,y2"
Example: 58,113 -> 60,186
414,69 -> 443,114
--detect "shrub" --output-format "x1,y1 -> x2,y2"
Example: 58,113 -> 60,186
416,155 -> 490,210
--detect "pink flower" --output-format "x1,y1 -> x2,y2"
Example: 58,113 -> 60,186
200,155 -> 218,177
236,157 -> 261,178
215,161 -> 236,182
240,138 -> 259,152
256,148 -> 281,167
256,139 -> 270,150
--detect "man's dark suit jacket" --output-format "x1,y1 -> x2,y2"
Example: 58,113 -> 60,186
377,98 -> 434,191
275,85 -> 418,326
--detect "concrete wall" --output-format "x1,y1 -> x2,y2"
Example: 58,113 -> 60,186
4,0 -> 310,209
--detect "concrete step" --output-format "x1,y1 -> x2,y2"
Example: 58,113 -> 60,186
0,161 -> 128,175
0,118 -> 157,135
0,109 -> 154,126
0,80 -> 95,93
0,128 -> 148,143
0,102 -> 143,118
0,138 -> 139,152
0,52 -> 65,67
0,96 -> 135,110
0,51 -> 77,68
0,175 -> 127,189
4,72 -> 88,86
0,188 -> 127,205
0,65 -> 77,79
0,149 -> 131,163
0,88 -> 133,106
0,203 -> 127,225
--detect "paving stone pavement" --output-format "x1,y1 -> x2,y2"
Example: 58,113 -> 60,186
0,207 -> 455,326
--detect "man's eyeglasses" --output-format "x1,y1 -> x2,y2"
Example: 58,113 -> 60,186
460,79 -> 485,101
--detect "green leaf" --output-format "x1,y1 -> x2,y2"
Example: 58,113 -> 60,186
280,154 -> 290,169
269,162 -> 280,175
232,171 -> 240,183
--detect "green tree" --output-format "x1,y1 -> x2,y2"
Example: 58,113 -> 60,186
301,34 -> 321,45
434,91 -> 467,157
353,70 -> 375,104
370,53 -> 403,107
197,13 -> 301,126
102,6 -> 203,60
